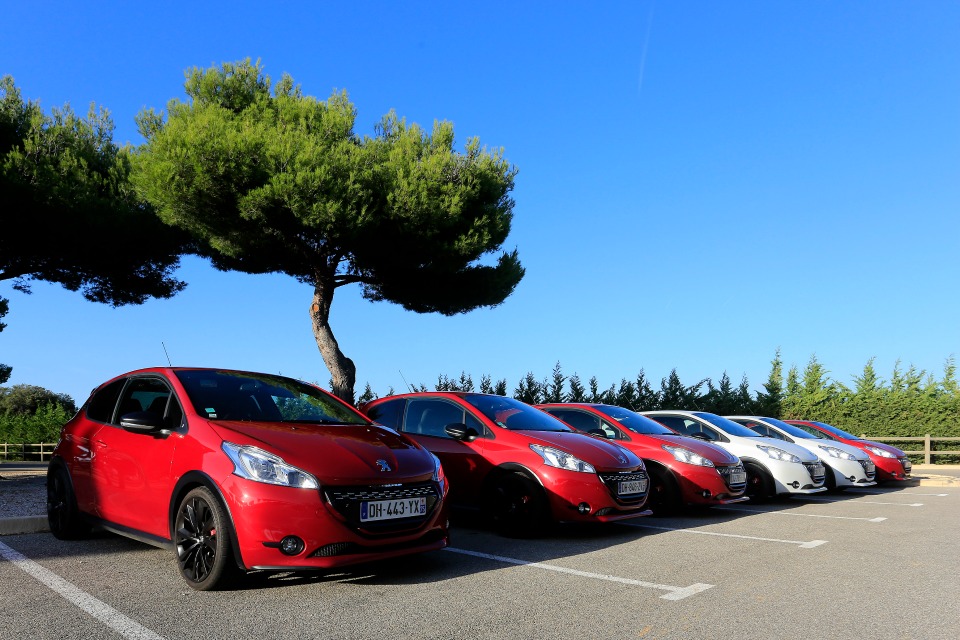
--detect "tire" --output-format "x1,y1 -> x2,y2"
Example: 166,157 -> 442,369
47,465 -> 89,540
744,463 -> 775,501
486,471 -> 549,537
822,464 -> 839,491
646,468 -> 680,515
174,486 -> 236,591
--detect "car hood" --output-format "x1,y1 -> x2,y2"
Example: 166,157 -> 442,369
517,430 -> 642,470
644,434 -> 741,465
206,420 -> 435,483
744,436 -> 821,463
858,439 -> 906,457
799,439 -> 870,460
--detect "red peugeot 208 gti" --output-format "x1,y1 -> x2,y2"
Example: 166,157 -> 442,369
362,392 -> 650,535
48,368 -> 449,590
537,403 -> 748,512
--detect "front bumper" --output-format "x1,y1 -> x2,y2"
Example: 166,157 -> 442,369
872,455 -> 913,482
761,458 -> 828,495
218,475 -> 450,570
536,466 -> 650,523
674,464 -> 749,505
824,457 -> 877,488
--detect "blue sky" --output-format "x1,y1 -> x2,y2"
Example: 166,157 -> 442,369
2,1 -> 958,404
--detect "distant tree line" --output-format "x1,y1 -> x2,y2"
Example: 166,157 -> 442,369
357,351 -> 960,443
0,385 -> 77,447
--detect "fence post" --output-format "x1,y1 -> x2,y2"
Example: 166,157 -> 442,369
924,434 -> 931,465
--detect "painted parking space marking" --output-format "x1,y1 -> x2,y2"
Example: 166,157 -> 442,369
715,506 -> 887,523
0,540 -> 164,640
847,490 -> 948,497
444,547 -> 714,600
792,495 -> 924,507
622,522 -> 827,549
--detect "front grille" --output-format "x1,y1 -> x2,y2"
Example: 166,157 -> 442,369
858,459 -> 876,480
898,457 -> 912,475
716,463 -> 747,492
803,462 -> 826,486
324,481 -> 440,535
597,471 -> 649,505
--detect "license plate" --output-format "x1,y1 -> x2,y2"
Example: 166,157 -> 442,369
865,462 -> 876,473
360,497 -> 426,522
618,480 -> 647,495
729,472 -> 747,484
902,460 -> 912,472
811,464 -> 825,477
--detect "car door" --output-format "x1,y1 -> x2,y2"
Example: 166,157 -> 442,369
400,398 -> 490,506
89,375 -> 183,538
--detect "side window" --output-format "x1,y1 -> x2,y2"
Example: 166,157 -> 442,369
746,422 -> 770,436
85,379 -> 126,423
403,399 -> 466,438
648,415 -> 687,434
366,399 -> 405,430
698,424 -> 720,442
114,378 -> 173,426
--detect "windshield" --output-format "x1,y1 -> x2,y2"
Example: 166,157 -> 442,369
175,370 -> 369,425
464,395 -> 572,432
811,421 -> 861,440
696,412 -> 765,438
595,405 -> 676,435
761,417 -> 829,440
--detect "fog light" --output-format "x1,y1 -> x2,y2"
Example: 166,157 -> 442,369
701,489 -> 712,499
577,502 -> 591,514
280,535 -> 305,556
791,481 -> 800,489
847,476 -> 856,482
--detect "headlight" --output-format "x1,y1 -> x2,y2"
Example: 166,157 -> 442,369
530,444 -> 596,473
757,444 -> 802,464
430,453 -> 445,484
818,445 -> 856,460
865,445 -> 896,459
222,442 -> 319,489
662,444 -> 715,467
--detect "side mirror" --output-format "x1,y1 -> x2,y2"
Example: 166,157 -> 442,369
444,423 -> 480,442
588,428 -> 611,439
690,432 -> 711,441
119,411 -> 166,434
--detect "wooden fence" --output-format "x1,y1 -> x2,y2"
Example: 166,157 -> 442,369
0,443 -> 57,461
859,435 -> 960,464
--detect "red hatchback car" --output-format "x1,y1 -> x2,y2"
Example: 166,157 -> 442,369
785,420 -> 913,482
361,393 -> 650,534
537,404 -> 748,512
47,368 -> 449,590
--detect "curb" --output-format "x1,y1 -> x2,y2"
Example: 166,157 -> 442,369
0,516 -> 48,536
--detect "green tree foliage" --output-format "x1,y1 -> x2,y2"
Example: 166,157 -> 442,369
0,384 -> 76,416
514,372 -> 544,405
133,60 -> 523,403
754,348 -> 784,417
544,362 -> 566,403
0,384 -> 77,447
0,76 -> 189,308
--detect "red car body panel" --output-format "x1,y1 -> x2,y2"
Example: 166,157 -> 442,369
537,404 -> 749,507
362,392 -> 650,523
784,420 -> 912,482
52,367 -> 450,573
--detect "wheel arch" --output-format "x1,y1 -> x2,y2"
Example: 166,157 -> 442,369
169,471 -> 246,571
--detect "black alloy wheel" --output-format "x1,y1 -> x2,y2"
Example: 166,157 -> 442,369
487,471 -> 549,537
646,468 -> 680,515
744,463 -> 775,501
175,486 -> 235,590
46,465 -> 88,540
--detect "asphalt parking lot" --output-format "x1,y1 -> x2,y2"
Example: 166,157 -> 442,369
2,476 -> 959,640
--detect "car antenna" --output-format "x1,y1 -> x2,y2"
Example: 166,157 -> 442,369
398,370 -> 413,393
161,341 -> 173,367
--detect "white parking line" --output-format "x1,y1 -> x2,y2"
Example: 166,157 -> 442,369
847,490 -> 948,497
622,523 -> 827,549
444,547 -> 714,600
715,506 -> 886,523
0,540 -> 164,640
793,496 -> 924,507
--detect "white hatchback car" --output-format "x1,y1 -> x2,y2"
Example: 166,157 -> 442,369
725,416 -> 877,490
642,411 -> 827,499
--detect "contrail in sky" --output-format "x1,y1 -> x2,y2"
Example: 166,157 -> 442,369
638,1 -> 656,97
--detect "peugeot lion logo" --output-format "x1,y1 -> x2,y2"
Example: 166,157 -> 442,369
375,459 -> 392,472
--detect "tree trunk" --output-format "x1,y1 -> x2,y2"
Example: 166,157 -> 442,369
309,278 -> 356,404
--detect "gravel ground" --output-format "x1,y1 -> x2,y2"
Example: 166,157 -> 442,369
0,470 -> 46,518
